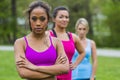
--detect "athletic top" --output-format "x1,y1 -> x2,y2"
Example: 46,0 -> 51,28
50,30 -> 75,79
72,39 -> 92,79
24,36 -> 57,66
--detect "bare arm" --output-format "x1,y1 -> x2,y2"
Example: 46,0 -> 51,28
71,33 -> 85,69
14,38 -> 52,79
27,38 -> 69,75
90,40 -> 97,80
16,37 -> 69,76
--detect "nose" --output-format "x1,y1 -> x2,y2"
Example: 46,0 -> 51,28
81,30 -> 84,33
36,20 -> 41,26
79,29 -> 84,34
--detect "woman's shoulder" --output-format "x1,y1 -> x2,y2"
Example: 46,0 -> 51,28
69,32 -> 79,42
46,30 -> 54,36
51,36 -> 60,43
88,39 -> 95,44
14,37 -> 25,46
50,36 -> 62,49
87,38 -> 96,47
67,32 -> 77,38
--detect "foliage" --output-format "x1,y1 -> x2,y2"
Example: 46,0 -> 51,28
0,0 -> 94,44
93,0 -> 120,47
0,0 -> 12,44
0,0 -> 120,47
104,1 -> 120,47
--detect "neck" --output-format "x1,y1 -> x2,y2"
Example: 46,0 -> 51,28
54,26 -> 66,33
30,32 -> 46,40
79,36 -> 86,41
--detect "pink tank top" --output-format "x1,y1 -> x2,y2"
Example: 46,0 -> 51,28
50,30 -> 75,79
24,36 -> 57,66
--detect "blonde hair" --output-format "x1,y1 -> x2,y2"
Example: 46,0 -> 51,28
75,18 -> 89,33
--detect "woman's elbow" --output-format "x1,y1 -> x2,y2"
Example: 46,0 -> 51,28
17,69 -> 30,79
18,71 -> 27,79
82,50 -> 85,57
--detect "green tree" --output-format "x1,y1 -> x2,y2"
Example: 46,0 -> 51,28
0,0 -> 11,44
11,0 -> 17,43
104,0 -> 120,47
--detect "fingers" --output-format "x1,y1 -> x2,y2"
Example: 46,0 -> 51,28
16,56 -> 26,68
16,61 -> 24,65
56,56 -> 67,64
16,60 -> 25,68
57,55 -> 62,61
69,63 -> 73,70
60,56 -> 67,64
20,55 -> 26,60
70,63 -> 77,70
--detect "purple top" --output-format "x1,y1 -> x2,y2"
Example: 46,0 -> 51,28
24,36 -> 57,66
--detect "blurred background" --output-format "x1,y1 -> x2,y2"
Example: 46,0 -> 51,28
0,0 -> 120,80
0,0 -> 120,47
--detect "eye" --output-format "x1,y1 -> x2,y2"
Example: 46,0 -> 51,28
65,16 -> 69,19
39,16 -> 46,22
59,15 -> 64,18
83,28 -> 86,30
59,16 -> 63,18
79,28 -> 82,30
31,16 -> 37,21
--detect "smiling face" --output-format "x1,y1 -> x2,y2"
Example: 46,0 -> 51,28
30,7 -> 48,34
53,10 -> 69,29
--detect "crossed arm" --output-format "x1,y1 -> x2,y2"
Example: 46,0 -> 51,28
14,37 -> 69,79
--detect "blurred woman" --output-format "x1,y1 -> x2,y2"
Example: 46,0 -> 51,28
49,6 -> 85,80
72,18 -> 97,80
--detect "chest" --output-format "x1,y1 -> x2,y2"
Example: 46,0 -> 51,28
25,44 -> 57,66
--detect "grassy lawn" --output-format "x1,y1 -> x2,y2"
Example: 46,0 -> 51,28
0,51 -> 22,80
0,51 -> 120,80
96,56 -> 120,80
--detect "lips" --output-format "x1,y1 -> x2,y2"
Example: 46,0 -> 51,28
35,28 -> 43,31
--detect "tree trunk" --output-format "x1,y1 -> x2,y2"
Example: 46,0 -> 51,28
85,0 -> 93,38
11,0 -> 17,43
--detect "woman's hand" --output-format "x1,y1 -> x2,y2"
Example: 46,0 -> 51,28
90,77 -> 95,80
69,62 -> 77,70
16,56 -> 36,71
55,55 -> 67,64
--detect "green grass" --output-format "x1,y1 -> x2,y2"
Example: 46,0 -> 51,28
0,51 -> 22,80
0,51 -> 120,80
97,56 -> 120,80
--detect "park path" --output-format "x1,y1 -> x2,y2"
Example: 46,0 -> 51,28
0,45 -> 120,57
97,48 -> 120,57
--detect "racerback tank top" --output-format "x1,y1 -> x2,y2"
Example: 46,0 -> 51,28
50,30 -> 75,79
24,36 -> 57,66
50,30 -> 75,62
